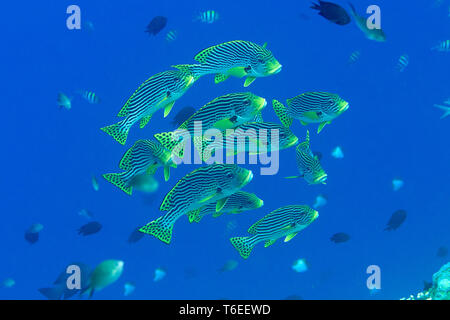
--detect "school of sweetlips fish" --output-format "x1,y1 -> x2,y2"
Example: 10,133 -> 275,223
99,40 -> 349,259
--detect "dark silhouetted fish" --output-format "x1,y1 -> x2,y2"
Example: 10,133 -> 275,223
39,262 -> 91,300
170,106 -> 196,127
384,210 -> 406,231
145,16 -> 167,35
128,227 -> 145,244
437,246 -> 448,258
330,232 -> 350,243
77,221 -> 102,236
310,1 -> 351,25
25,231 -> 39,244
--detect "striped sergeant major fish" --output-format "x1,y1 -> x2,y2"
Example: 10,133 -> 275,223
79,90 -> 100,104
230,205 -> 319,259
101,66 -> 197,145
396,54 -> 409,72
165,30 -> 178,43
186,40 -> 282,87
103,139 -> 176,195
189,191 -> 264,223
139,164 -> 254,244
286,130 -> 327,184
154,92 -> 267,158
431,40 -> 450,52
221,122 -> 298,157
348,3 -> 386,42
272,92 -> 349,134
194,10 -> 219,24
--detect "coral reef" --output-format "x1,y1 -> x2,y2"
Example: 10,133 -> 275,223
401,262 -> 450,300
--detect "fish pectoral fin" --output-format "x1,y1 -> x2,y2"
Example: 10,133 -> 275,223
284,232 -> 298,242
317,121 -> 330,134
284,175 -> 300,179
227,67 -> 248,78
199,194 -> 216,203
213,118 -> 236,130
300,120 -> 309,126
215,74 -> 230,84
140,114 -> 153,128
253,112 -> 264,123
164,101 -> 175,118
244,76 -> 256,87
163,166 -> 170,181
264,239 -> 277,247
216,197 -> 229,212
303,111 -> 320,120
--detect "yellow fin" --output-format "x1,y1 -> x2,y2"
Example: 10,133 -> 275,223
215,74 -> 229,84
300,120 -> 309,126
187,209 -> 200,223
227,67 -> 247,78
147,165 -> 157,175
244,76 -> 256,87
140,115 -> 153,129
303,111 -> 320,120
164,166 -> 170,181
212,211 -> 224,218
200,193 -> 216,203
216,197 -> 228,212
262,42 -> 267,48
214,118 -> 235,130
264,239 -> 276,247
284,232 -> 298,242
164,101 -> 175,118
317,121 -> 330,134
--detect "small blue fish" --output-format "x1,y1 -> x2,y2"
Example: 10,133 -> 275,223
392,178 -> 404,191
331,146 -> 344,159
154,268 -> 166,282
124,282 -> 136,296
78,209 -> 94,220
57,93 -> 71,110
292,258 -> 309,273
348,50 -> 361,64
2,278 -> 15,288
91,176 -> 99,191
313,194 -> 327,209
79,90 -> 100,104
431,40 -> 450,52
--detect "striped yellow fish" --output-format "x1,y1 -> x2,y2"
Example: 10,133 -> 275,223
230,205 -> 319,259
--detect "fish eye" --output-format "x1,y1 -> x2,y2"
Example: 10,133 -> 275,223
316,111 -> 322,117
257,58 -> 265,64
280,133 -> 286,138
243,99 -> 251,106
226,172 -> 234,179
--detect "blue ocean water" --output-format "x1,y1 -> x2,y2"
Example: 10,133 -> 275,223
1,0 -> 449,300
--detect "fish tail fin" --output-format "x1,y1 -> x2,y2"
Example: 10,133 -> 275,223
100,121 -> 129,145
102,173 -> 132,195
154,131 -> 179,152
139,217 -> 173,244
272,99 -> 293,128
230,236 -> 255,259
38,287 -> 64,300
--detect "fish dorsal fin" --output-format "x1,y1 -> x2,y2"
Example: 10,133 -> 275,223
154,131 -> 180,152
140,114 -> 153,129
194,45 -> 217,63
264,239 -> 276,247
262,42 -> 267,48
215,74 -> 229,84
244,76 -> 256,87
248,217 -> 265,234
216,197 -> 228,212
284,232 -> 298,242
164,101 -> 175,118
